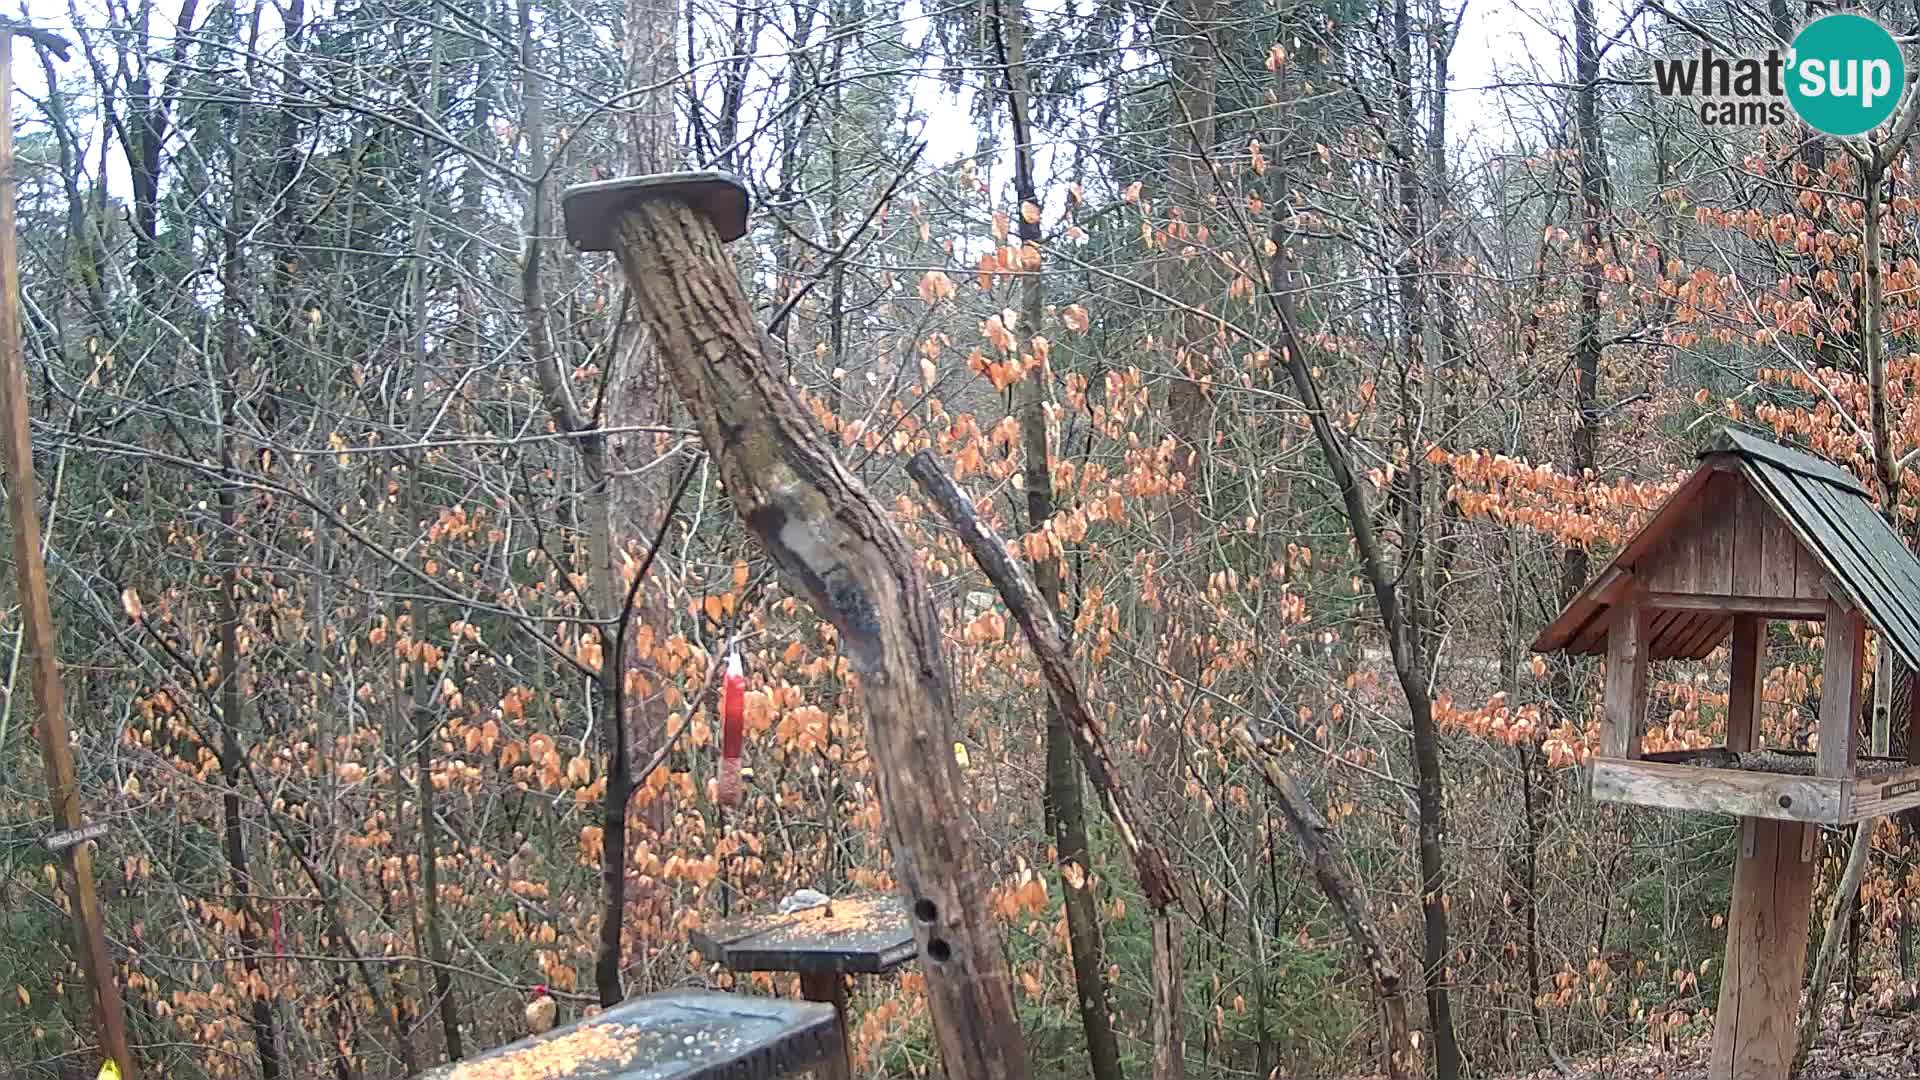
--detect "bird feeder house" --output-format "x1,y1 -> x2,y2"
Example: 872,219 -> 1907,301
1536,427 -> 1920,1079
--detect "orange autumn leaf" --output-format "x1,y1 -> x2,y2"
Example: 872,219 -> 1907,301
983,314 -> 1015,354
918,270 -> 955,305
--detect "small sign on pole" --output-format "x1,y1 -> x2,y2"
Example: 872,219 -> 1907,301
45,823 -> 109,854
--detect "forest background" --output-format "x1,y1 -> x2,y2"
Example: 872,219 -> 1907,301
3,0 -> 1917,1076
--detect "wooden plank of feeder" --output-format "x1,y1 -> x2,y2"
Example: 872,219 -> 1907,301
1819,597 -> 1865,779
1643,593 -> 1824,619
1728,616 -> 1763,753
1739,465 -> 1848,611
1731,479 -> 1765,594
416,990 -> 840,1080
1908,673 -> 1920,765
1840,763 -> 1920,820
690,897 -> 915,976
1696,472 -> 1736,595
1641,499 -> 1702,595
1795,551 -> 1831,604
1756,481 -> 1804,599
1589,758 -> 1842,825
1600,597 -> 1648,761
1709,818 -> 1817,1079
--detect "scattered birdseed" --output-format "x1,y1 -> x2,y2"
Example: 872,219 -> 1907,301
449,1024 -> 640,1080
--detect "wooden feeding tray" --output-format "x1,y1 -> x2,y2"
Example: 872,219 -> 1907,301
689,896 -> 916,977
689,896 -> 916,1080
419,990 -> 840,1080
1591,748 -> 1920,825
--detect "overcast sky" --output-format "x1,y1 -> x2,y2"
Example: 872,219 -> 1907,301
10,0 -> 1581,210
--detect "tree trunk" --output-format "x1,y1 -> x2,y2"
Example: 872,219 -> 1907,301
1563,0 -> 1605,615
407,25 -> 463,1060
1236,729 -> 1420,1080
1795,820 -> 1871,1072
516,0 -> 642,1007
215,39 -> 281,1077
604,0 -> 681,838
991,2 -> 1122,1076
1390,0 -> 1457,1071
600,194 -> 1033,1080
1152,1 -> 1221,1069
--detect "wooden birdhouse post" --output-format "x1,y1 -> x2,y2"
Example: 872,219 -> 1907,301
1536,428 -> 1920,1080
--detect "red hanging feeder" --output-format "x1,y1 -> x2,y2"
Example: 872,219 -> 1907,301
717,651 -> 745,806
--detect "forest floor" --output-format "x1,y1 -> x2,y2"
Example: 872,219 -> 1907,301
1506,1003 -> 1920,1079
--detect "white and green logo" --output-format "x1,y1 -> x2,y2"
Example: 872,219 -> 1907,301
1652,13 -> 1907,137
1789,14 -> 1904,136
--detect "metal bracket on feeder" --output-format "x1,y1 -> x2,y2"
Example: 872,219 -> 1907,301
45,822 -> 108,854
562,171 -> 751,252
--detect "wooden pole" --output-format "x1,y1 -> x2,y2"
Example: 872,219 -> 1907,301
1598,596 -> 1648,762
1726,616 -> 1763,753
0,31 -> 138,1079
1709,818 -> 1816,1079
797,972 -> 851,1080
1709,603 -> 1864,1079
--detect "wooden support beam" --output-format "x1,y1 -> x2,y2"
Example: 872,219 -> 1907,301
1588,758 -> 1843,824
1727,617 -> 1764,753
1872,651 -> 1893,758
1907,665 -> 1920,766
1601,596 -> 1649,761
1710,819 -> 1817,1079
798,972 -> 852,1080
1819,599 -> 1866,778
1644,593 -> 1826,619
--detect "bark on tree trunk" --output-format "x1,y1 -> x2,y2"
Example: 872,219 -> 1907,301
605,0 -> 681,842
516,0 -> 650,1007
408,26 -> 463,1060
1261,23 -> 1457,1074
1564,0 -> 1606,611
1795,820 -> 1871,1073
215,58 -> 282,1079
601,195 -> 1033,1080
990,1 -> 1123,1075
1235,729 -> 1419,1080
1388,2 -> 1456,1071
1152,2 -> 1222,1070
